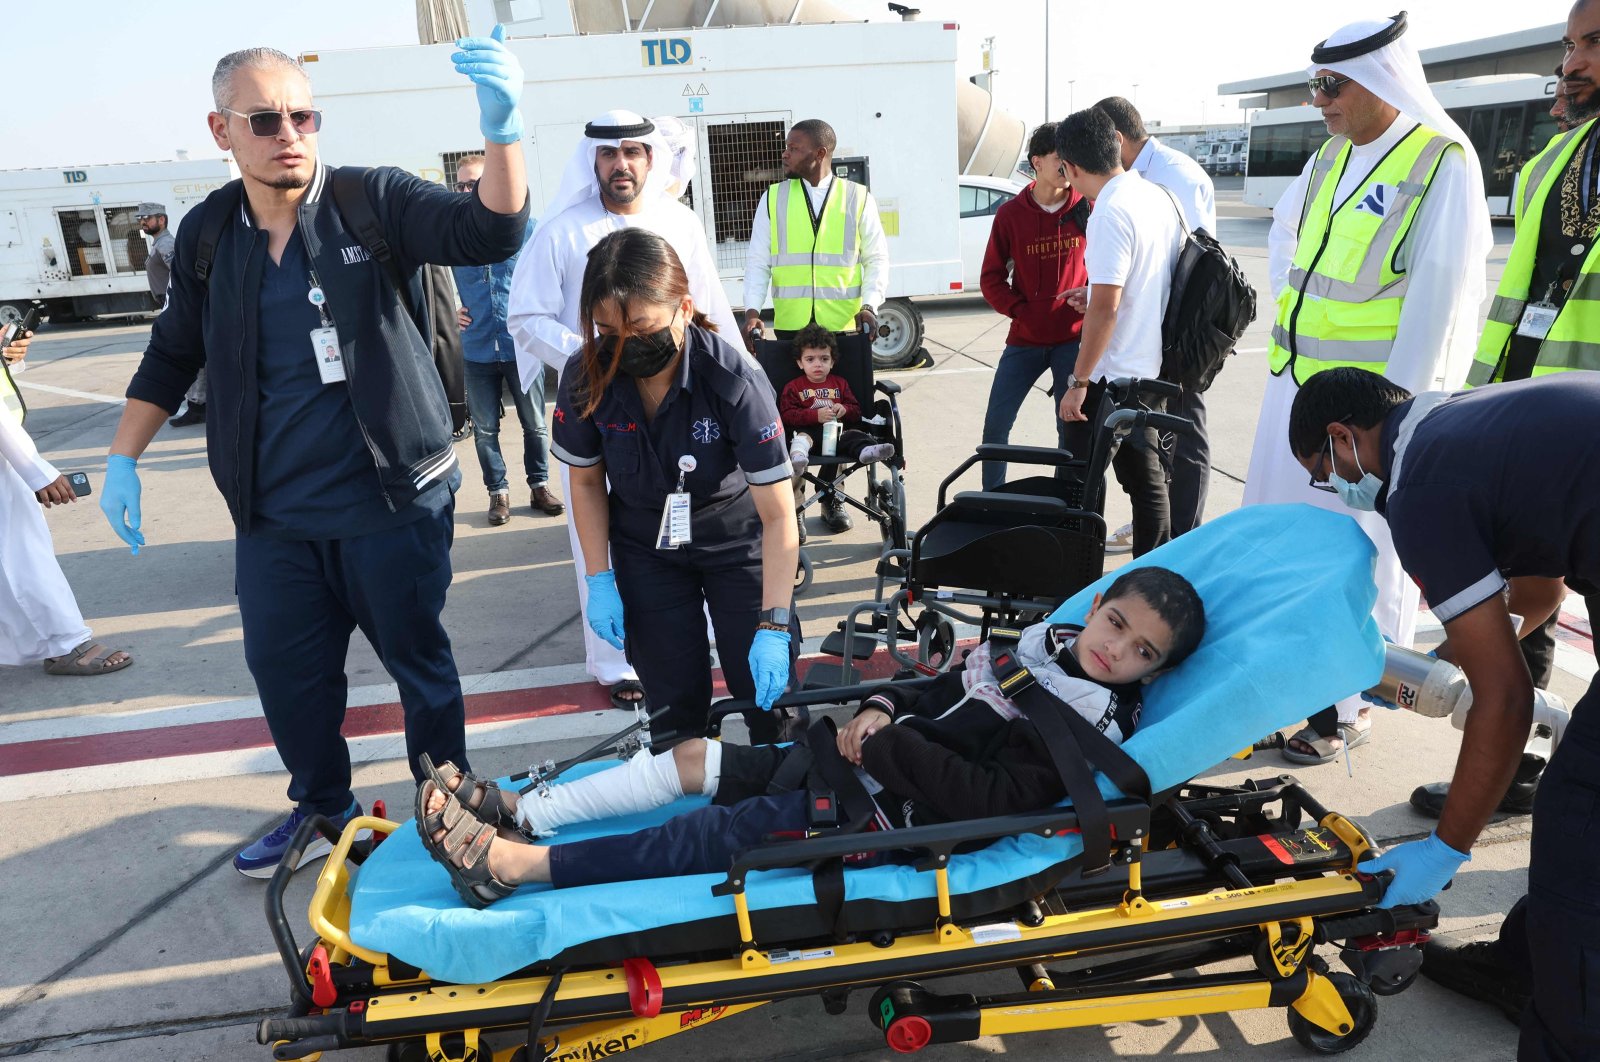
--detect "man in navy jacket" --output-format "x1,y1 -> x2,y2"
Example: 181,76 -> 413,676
99,32 -> 530,878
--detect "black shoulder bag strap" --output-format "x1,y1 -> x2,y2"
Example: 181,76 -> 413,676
328,166 -> 415,315
192,180 -> 245,283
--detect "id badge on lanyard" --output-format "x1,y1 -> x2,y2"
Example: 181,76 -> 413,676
307,272 -> 346,384
1516,282 -> 1561,340
656,455 -> 696,550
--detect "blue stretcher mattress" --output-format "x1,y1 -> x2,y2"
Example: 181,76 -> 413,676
349,504 -> 1385,984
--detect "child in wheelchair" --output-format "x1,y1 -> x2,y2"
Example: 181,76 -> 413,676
780,323 -> 896,478
417,566 -> 1203,908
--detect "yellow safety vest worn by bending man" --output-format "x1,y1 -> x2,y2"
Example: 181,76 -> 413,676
767,177 -> 867,332
1268,123 -> 1454,385
1468,118 -> 1600,385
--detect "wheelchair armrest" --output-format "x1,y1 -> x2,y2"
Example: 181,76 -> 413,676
1108,376 -> 1183,402
973,442 -> 1075,466
1144,412 -> 1191,433
949,490 -> 1070,517
875,378 -> 903,396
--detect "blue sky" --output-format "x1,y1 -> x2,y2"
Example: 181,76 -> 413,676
7,0 -> 1576,169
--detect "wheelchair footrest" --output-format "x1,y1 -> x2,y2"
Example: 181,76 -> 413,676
820,628 -> 879,661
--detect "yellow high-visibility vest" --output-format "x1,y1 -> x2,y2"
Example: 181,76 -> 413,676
1468,119 -> 1600,385
768,177 -> 866,332
1267,124 -> 1453,384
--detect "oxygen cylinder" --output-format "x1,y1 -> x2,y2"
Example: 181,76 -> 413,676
1370,644 -> 1571,752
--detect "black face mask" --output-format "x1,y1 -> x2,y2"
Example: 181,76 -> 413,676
612,313 -> 681,378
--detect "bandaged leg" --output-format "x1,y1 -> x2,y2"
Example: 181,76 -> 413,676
515,739 -> 724,836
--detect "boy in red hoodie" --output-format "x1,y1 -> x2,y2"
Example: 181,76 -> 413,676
779,323 -> 895,481
978,122 -> 1091,490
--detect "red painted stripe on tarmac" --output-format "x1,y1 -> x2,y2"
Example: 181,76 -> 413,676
0,646 -> 929,777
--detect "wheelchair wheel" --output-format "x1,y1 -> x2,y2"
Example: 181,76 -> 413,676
916,614 -> 957,671
1286,972 -> 1376,1054
794,550 -> 814,596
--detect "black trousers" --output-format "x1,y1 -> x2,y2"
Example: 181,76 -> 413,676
1163,388 -> 1209,536
235,505 -> 467,815
611,533 -> 798,743
1060,379 -> 1170,557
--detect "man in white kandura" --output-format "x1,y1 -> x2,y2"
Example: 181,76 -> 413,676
507,109 -> 741,712
1243,12 -> 1491,766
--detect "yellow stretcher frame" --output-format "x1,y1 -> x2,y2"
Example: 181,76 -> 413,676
265,799 -> 1395,1061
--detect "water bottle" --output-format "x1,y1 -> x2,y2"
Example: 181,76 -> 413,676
821,418 -> 840,456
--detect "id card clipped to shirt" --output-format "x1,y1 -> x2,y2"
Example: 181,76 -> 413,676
307,274 -> 347,384
656,456 -> 696,550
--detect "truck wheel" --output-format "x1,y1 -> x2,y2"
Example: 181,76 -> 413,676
0,303 -> 26,329
872,298 -> 924,370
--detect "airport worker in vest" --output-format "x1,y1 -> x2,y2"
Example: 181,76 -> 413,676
507,110 -> 742,714
1242,12 -> 1492,765
742,118 -> 889,534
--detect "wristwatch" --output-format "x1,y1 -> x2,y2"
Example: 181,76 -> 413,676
1065,373 -> 1088,391
758,607 -> 791,630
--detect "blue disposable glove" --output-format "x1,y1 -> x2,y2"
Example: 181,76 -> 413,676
1360,831 -> 1470,909
584,570 -> 626,650
452,24 -> 524,144
749,628 -> 792,711
100,454 -> 145,555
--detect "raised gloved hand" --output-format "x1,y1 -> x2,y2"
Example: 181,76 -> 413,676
100,454 -> 144,555
452,24 -> 525,144
584,570 -> 626,650
748,628 -> 791,711
1361,831 -> 1470,909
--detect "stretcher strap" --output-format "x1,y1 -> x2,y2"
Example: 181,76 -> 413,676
986,634 -> 1152,875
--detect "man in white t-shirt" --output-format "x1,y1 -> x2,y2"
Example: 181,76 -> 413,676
1097,97 -> 1216,544
1054,107 -> 1184,557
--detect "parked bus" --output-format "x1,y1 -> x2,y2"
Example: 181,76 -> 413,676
1244,74 -> 1562,215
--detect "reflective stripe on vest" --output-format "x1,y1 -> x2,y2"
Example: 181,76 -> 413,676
0,358 -> 23,429
769,178 -> 866,332
1267,125 -> 1453,385
1467,119 -> 1600,386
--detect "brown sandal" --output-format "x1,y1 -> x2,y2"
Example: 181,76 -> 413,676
42,640 -> 133,676
418,753 -> 520,833
415,780 -> 518,909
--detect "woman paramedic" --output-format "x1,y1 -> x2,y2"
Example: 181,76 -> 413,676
550,228 -> 800,744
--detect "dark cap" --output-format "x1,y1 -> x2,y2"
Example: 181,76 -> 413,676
134,202 -> 168,218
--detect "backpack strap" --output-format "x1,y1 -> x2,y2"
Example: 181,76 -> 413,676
329,166 -> 414,315
192,180 -> 245,283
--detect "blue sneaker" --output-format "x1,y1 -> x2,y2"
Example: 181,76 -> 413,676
234,799 -> 365,879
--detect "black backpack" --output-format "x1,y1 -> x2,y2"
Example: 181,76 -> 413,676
192,168 -> 469,434
1156,187 -> 1257,393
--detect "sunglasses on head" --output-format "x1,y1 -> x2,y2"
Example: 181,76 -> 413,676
221,107 -> 323,137
454,178 -> 480,193
1307,75 -> 1354,100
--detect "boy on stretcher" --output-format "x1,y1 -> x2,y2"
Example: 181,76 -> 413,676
419,567 -> 1204,908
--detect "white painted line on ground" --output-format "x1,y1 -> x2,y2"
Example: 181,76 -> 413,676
16,381 -> 127,405
913,366 -> 997,377
0,707 -> 630,803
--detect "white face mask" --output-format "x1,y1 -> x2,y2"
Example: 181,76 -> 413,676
1327,435 -> 1384,511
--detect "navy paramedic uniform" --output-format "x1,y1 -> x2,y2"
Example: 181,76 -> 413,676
551,324 -> 797,740
1377,375 -> 1600,1059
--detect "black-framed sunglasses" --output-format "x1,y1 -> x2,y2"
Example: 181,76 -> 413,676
1307,75 -> 1354,100
454,178 -> 480,193
220,107 -> 323,137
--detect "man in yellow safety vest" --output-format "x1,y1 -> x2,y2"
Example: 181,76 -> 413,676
1242,12 -> 1492,768
743,119 -> 889,533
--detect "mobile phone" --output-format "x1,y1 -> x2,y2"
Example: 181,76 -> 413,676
66,472 -> 92,497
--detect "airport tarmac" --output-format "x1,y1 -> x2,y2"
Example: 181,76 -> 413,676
0,191 -> 1578,1060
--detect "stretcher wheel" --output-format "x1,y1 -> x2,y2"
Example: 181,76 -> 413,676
1287,972 -> 1377,1054
1366,969 -> 1417,996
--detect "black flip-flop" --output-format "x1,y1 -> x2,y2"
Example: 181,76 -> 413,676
609,679 -> 646,711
